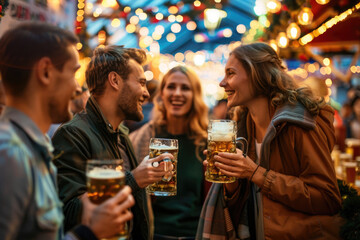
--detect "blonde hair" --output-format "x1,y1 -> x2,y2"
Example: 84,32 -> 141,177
231,42 -> 322,116
153,66 -> 208,147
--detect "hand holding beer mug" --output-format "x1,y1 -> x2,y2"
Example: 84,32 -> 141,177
86,159 -> 128,240
146,138 -> 178,196
205,120 -> 248,183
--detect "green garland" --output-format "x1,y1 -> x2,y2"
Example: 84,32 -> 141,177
0,0 -> 10,19
338,179 -> 360,240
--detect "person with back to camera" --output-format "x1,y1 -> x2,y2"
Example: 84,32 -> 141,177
52,45 -> 173,240
196,42 -> 343,240
130,65 -> 210,240
0,22 -> 134,240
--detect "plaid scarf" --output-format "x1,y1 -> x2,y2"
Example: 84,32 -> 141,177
196,183 -> 253,240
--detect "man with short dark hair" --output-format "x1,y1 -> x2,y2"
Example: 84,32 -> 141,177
52,45 -> 172,240
0,22 -> 134,240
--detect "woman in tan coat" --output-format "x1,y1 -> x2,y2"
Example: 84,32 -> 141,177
197,42 -> 343,240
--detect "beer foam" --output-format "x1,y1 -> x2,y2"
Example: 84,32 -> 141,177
210,121 -> 235,132
150,145 -> 178,151
210,133 -> 234,142
87,168 -> 124,179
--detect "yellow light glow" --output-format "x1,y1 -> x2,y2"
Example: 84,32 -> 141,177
250,20 -> 260,29
76,16 -> 84,22
325,78 -> 332,87
150,42 -> 160,54
187,21 -> 197,31
299,33 -> 314,45
269,39 -> 278,53
130,16 -> 139,25
316,0 -> 330,4
126,24 -> 136,33
101,0 -> 117,8
93,8 -> 102,18
143,36 -> 153,46
139,13 -> 147,20
98,30 -> 106,45
350,66 -> 357,73
320,67 -> 327,75
78,2 -> 85,9
286,22 -> 301,40
135,8 -> 143,15
194,0 -> 201,7
323,58 -> 330,66
85,3 -> 93,14
111,18 -> 121,28
194,52 -> 206,66
152,33 -> 162,40
223,28 -> 232,38
76,43 -> 83,50
236,24 -> 246,34
276,32 -> 288,48
77,10 -> 84,16
204,9 -> 226,31
175,52 -> 185,62
139,27 -> 149,36
171,23 -> 181,33
168,6 -> 178,14
168,15 -> 176,22
298,7 -> 313,25
144,71 -> 154,80
266,0 -> 281,13
155,25 -> 165,34
155,13 -> 164,20
194,34 -> 206,43
308,64 -> 316,73
176,15 -> 183,22
166,33 -> 176,42
123,6 -> 131,13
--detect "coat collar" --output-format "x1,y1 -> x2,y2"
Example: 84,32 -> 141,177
86,96 -> 129,136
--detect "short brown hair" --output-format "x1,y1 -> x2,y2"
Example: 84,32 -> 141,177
86,45 -> 147,96
0,22 -> 79,96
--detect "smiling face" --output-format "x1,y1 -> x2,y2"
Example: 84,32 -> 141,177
161,71 -> 193,119
220,54 -> 254,108
49,45 -> 81,123
117,59 -> 149,121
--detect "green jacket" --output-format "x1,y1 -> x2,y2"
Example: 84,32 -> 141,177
52,96 -> 152,240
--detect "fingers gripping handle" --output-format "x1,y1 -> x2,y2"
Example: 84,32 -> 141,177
236,137 -> 248,157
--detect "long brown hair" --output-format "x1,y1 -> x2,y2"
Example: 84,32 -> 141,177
231,42 -> 322,116
153,66 -> 208,147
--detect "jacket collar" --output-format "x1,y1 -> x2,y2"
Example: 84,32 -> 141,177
272,103 -> 316,130
1,106 -> 54,163
86,96 -> 129,135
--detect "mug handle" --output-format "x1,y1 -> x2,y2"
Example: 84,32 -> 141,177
236,137 -> 248,157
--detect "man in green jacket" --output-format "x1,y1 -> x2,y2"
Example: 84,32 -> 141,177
52,45 -> 173,240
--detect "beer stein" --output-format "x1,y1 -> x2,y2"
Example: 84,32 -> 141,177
86,159 -> 128,240
205,119 -> 248,183
146,138 -> 178,196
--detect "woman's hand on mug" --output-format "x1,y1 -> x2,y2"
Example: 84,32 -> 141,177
213,148 -> 257,179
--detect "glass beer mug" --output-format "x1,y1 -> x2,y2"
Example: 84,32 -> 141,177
86,159 -> 128,240
146,138 -> 178,196
205,119 -> 248,183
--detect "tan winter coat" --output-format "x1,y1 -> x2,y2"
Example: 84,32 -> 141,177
242,103 -> 343,239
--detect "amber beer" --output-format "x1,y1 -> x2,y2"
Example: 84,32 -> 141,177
206,132 -> 237,183
205,120 -> 247,183
147,138 -> 178,196
87,168 -> 125,204
86,160 -> 128,240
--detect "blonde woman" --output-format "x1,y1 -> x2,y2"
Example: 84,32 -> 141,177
130,66 -> 209,240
